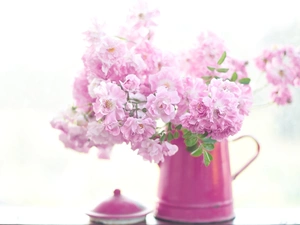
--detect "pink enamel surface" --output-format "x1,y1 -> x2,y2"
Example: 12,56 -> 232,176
87,189 -> 151,219
155,138 -> 234,223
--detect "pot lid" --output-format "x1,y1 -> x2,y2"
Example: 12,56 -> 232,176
86,189 -> 152,221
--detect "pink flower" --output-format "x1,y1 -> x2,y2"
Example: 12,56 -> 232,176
206,79 -> 244,140
58,125 -> 91,153
127,0 -> 159,29
83,20 -> 106,46
138,139 -> 164,163
51,116 -> 69,134
50,109 -> 92,153
254,46 -> 300,106
172,76 -> 207,124
120,74 -> 141,92
185,31 -> 227,78
93,81 -> 127,121
227,57 -> 249,79
271,85 -> 292,105
88,78 -> 102,98
179,79 -> 246,141
255,49 -> 275,71
265,56 -> 296,86
237,84 -> 253,116
73,69 -> 94,112
146,86 -> 180,123
134,41 -> 163,74
255,46 -> 300,88
119,0 -> 159,43
82,48 -> 106,81
121,117 -> 156,143
183,76 -> 208,101
189,98 -> 210,118
103,113 -> 123,136
87,120 -> 123,146
294,76 -> 300,86
210,120 -> 242,141
95,144 -> 114,159
149,67 -> 183,94
96,36 -> 128,74
180,113 -> 206,134
162,141 -> 178,156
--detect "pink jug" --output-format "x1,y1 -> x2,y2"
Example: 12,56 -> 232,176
155,135 -> 260,223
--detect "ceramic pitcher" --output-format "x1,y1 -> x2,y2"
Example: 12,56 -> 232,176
155,135 -> 260,223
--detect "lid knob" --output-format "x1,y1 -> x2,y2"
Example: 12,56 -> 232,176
113,189 -> 121,197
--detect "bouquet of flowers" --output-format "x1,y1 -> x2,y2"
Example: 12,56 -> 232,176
51,1 -> 300,166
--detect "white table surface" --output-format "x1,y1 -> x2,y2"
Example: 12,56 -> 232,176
0,206 -> 300,224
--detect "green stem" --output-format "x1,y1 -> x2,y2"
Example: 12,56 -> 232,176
253,83 -> 269,95
251,102 -> 274,109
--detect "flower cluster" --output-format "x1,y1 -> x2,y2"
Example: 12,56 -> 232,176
255,46 -> 300,105
51,1 -> 299,166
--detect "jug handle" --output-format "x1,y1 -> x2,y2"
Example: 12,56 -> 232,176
231,135 -> 260,180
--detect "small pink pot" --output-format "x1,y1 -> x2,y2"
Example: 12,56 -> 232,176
87,189 -> 152,224
155,135 -> 260,223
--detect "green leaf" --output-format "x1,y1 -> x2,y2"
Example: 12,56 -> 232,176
231,72 -> 238,82
239,78 -> 251,84
184,135 -> 198,147
202,137 -> 217,144
167,122 -> 172,131
203,143 -> 215,151
160,133 -> 166,142
167,133 -> 174,141
175,124 -> 182,130
217,51 -> 227,65
191,146 -> 203,157
198,132 -> 208,139
203,151 -> 213,166
186,143 -> 199,152
202,76 -> 212,80
207,66 -> 215,71
174,131 -> 179,139
183,129 -> 192,138
216,68 -> 229,73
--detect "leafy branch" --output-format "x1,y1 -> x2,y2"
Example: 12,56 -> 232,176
182,129 -> 216,166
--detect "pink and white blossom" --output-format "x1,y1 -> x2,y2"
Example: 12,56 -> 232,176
53,1 -> 300,165
87,120 -> 123,146
50,109 -> 91,153
120,74 -> 141,92
121,117 -> 156,143
73,69 -> 94,112
149,67 -> 183,94
271,85 -> 292,105
83,20 -> 106,46
265,56 -> 296,86
179,79 -> 247,141
93,81 -> 127,121
146,86 -> 180,123
119,0 -> 159,43
96,36 -> 128,74
162,141 -> 178,157
138,139 -> 164,163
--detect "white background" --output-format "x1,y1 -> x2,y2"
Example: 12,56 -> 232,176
0,0 -> 300,209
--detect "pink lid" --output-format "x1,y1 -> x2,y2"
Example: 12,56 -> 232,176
87,189 -> 151,220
